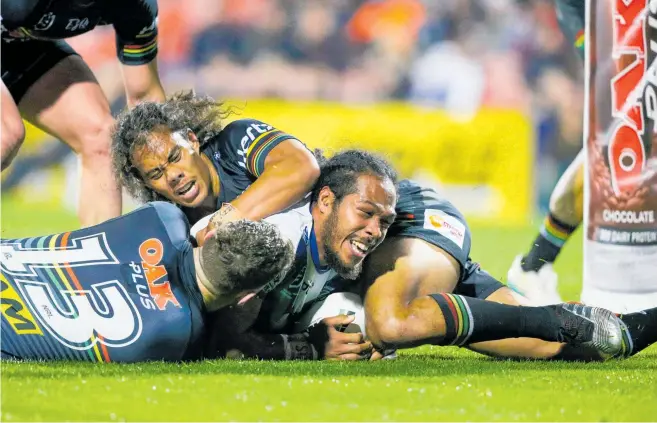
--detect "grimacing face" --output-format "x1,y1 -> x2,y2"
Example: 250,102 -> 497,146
131,129 -> 213,208
320,174 -> 397,279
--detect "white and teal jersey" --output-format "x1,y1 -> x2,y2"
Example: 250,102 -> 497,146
255,204 -> 349,333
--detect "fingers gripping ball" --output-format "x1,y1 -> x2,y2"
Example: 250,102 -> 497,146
295,292 -> 398,360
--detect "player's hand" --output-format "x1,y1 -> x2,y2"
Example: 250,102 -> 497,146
197,203 -> 244,246
314,314 -> 373,361
369,349 -> 384,361
209,203 -> 243,230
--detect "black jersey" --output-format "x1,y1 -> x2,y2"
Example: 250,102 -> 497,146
0,0 -> 158,65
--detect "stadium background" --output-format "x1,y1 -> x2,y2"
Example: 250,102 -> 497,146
2,0 -> 584,224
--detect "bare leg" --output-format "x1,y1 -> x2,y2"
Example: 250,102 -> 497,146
363,237 -> 566,358
1,80 -> 26,170
19,56 -> 121,226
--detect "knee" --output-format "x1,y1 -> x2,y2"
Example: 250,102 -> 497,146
1,118 -> 26,170
74,115 -> 114,161
366,314 -> 407,347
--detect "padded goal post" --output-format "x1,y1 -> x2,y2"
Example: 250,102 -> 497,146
583,0 -> 657,312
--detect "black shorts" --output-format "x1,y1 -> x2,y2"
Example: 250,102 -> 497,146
390,179 -> 505,299
1,39 -> 78,102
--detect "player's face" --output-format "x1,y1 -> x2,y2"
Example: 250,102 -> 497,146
320,175 -> 397,279
132,129 -> 213,207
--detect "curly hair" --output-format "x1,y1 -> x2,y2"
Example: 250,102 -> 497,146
200,219 -> 295,295
111,90 -> 236,203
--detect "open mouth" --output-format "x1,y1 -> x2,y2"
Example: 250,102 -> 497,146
349,239 -> 371,258
175,180 -> 199,202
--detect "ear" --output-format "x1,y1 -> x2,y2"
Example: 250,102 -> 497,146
317,186 -> 335,214
203,228 -> 218,244
187,129 -> 200,153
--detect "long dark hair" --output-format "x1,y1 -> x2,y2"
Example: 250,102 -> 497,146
111,90 -> 235,203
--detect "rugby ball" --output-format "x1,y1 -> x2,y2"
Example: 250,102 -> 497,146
293,292 -> 366,336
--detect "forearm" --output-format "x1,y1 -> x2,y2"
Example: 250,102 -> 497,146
121,62 -> 166,108
125,81 -> 165,108
203,299 -> 319,360
211,331 -> 319,361
232,167 -> 317,221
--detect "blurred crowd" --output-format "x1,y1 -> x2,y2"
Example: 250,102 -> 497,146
66,0 -> 587,210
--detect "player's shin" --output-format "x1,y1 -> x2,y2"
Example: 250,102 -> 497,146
521,152 -> 584,272
429,294 -> 621,357
522,214 -> 579,272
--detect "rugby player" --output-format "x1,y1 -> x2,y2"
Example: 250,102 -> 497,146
0,202 -> 294,362
196,150 -> 656,362
507,0 -> 586,304
1,0 -> 166,227
111,90 -> 320,227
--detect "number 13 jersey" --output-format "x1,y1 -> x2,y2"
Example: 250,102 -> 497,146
0,202 -> 205,362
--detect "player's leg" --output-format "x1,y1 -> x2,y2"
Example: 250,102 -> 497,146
616,307 -> 657,358
362,236 -> 622,357
0,79 -> 26,171
507,0 -> 587,305
14,41 -> 121,226
466,285 -> 570,359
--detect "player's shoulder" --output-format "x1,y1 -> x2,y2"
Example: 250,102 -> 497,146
396,179 -> 466,220
223,118 -> 274,133
217,118 -> 275,144
135,202 -> 191,249
263,201 -> 312,249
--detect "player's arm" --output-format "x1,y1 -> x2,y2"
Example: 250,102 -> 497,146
108,0 -> 166,106
212,119 -> 320,225
205,298 -> 372,361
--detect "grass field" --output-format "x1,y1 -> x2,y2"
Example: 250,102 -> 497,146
1,195 -> 656,422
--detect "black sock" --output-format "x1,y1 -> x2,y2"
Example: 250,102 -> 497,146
429,294 -> 583,346
521,213 -> 578,272
617,307 -> 657,357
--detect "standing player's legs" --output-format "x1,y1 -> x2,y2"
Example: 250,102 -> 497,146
0,80 -> 26,170
2,40 -> 121,226
361,236 -> 622,359
507,0 -> 587,304
508,150 -> 584,304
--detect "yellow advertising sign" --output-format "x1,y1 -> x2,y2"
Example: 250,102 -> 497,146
228,100 -> 533,224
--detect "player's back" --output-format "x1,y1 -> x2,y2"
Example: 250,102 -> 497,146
1,202 -> 205,363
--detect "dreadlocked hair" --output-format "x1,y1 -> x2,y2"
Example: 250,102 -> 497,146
111,90 -> 236,203
310,149 -> 398,205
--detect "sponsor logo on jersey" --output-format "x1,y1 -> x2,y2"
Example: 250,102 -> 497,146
0,274 -> 43,335
237,122 -> 274,167
424,209 -> 466,249
35,13 -> 56,31
138,18 -> 158,35
136,238 -> 181,311
65,17 -> 89,31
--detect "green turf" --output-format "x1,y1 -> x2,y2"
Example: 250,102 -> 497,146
1,196 -> 656,422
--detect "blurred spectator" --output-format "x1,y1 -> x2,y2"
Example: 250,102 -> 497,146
58,0 -> 586,211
